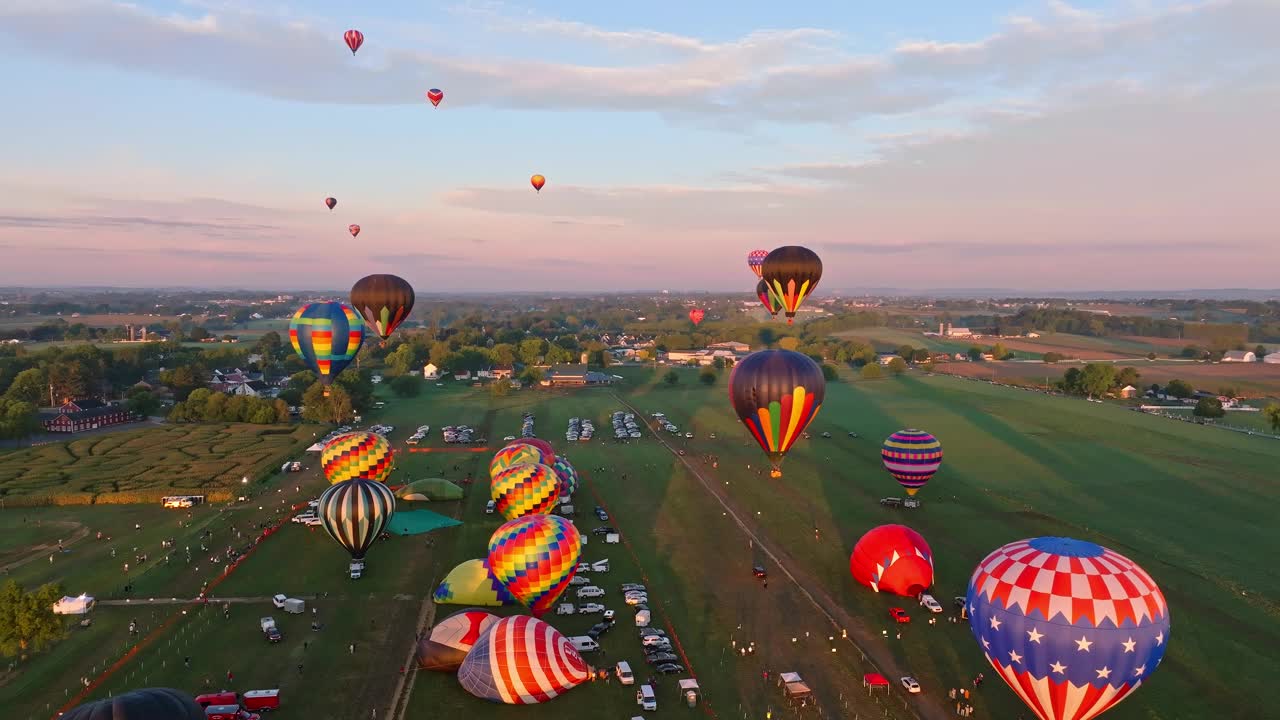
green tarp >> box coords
[395,478,464,502]
[387,509,463,536]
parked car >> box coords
[594,507,609,521]
[621,583,647,593]
[577,586,605,599]
[641,635,671,648]
[272,594,287,609]
[638,628,667,637]
[592,526,618,536]
[485,501,496,514]
[578,603,605,614]
[919,593,943,613]
[901,676,921,694]
[569,575,591,586]
[752,565,767,579]
[889,607,911,623]
[602,609,616,622]
[624,593,649,606]
[587,622,613,639]
[654,663,685,675]
[645,652,679,665]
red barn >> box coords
[42,399,140,433]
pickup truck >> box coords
[260,617,281,643]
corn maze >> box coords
[0,424,314,505]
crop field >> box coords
[0,424,316,505]
[938,359,1280,398]
[2,368,1278,720]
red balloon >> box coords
[344,29,364,55]
[849,524,934,597]
[324,197,337,211]
[348,224,361,238]
[688,308,705,325]
[426,89,444,107]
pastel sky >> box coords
[1,0,1276,292]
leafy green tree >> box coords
[253,330,284,359]
[1264,403,1280,433]
[712,356,727,370]
[698,368,717,386]
[1255,345,1268,361]
[990,343,1009,360]
[188,326,211,342]
[1193,397,1225,419]
[896,344,916,360]
[1042,352,1064,364]
[1181,345,1205,359]
[1079,363,1117,398]
[545,344,574,365]
[491,378,513,397]
[302,382,354,424]
[777,337,800,351]
[756,327,778,349]
[911,348,931,363]
[1217,386,1238,399]
[489,343,517,367]
[967,346,985,361]
[520,367,545,385]
[888,357,908,375]
[821,364,838,381]
[384,344,420,377]
[3,368,45,405]
[1115,367,1141,388]
[1165,379,1195,399]
[334,368,374,411]
[159,363,208,401]
[390,374,422,398]
[0,399,40,440]
[663,370,680,386]
[125,389,160,417]
[860,364,884,380]
[519,338,547,365]
[0,579,66,659]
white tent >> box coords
[52,594,95,615]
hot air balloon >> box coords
[321,431,394,485]
[882,429,942,496]
[417,609,499,672]
[487,514,581,617]
[550,455,579,497]
[317,478,395,560]
[344,29,364,55]
[530,174,546,192]
[288,302,365,397]
[761,245,822,324]
[63,688,205,720]
[728,349,825,478]
[849,525,934,597]
[689,308,705,325]
[506,437,555,460]
[756,278,783,316]
[426,88,444,107]
[457,615,591,704]
[748,249,769,278]
[966,537,1170,720]
[491,463,560,520]
[434,558,518,607]
[325,196,337,211]
[350,273,415,343]
[490,443,550,480]
[348,224,361,238]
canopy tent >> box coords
[395,478,464,502]
[777,671,803,687]
[387,509,463,536]
[783,681,814,707]
[863,673,890,694]
[52,594,95,615]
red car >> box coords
[889,607,911,624]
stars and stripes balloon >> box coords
[882,429,943,496]
[761,245,822,325]
[966,537,1171,720]
[490,443,551,481]
[849,524,934,597]
[289,302,365,397]
[321,431,394,485]
[457,615,590,704]
[728,349,825,478]
[490,463,560,520]
[317,478,396,560]
[748,249,769,278]
[344,29,364,55]
[486,514,581,617]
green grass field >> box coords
[2,369,1277,720]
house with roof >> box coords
[423,363,441,380]
[477,366,515,380]
[541,364,615,387]
[42,399,140,434]
[1117,385,1138,399]
[1222,350,1256,363]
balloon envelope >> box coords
[487,515,581,617]
[728,349,825,477]
[433,558,517,607]
[748,249,769,278]
[321,431,394,485]
[882,429,942,496]
[490,443,551,480]
[550,455,579,497]
[417,609,499,672]
[966,537,1171,720]
[849,524,934,597]
[348,224,361,238]
[350,273,415,341]
[457,615,590,704]
[506,437,555,460]
[426,88,444,107]
[325,196,337,210]
[530,174,546,192]
[761,245,822,324]
[63,688,204,720]
[756,278,783,316]
[318,478,395,560]
[490,463,560,520]
[344,29,364,54]
[289,302,365,390]
[689,308,705,325]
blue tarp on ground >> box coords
[387,509,463,536]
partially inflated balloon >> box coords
[490,443,550,480]
[426,88,444,107]
[317,478,395,560]
[530,174,546,192]
[882,429,942,496]
[325,196,337,211]
[289,302,365,396]
[728,349,825,477]
[689,308,705,325]
[457,616,590,704]
[433,559,517,607]
[748,249,768,278]
[487,515,581,617]
[350,274,415,342]
[551,455,579,497]
[417,609,499,672]
[756,278,783,316]
[849,525,934,597]
[506,437,555,460]
[761,245,822,324]
[966,537,1170,720]
[321,431,394,484]
[348,224,361,238]
[491,463,560,520]
[63,688,204,720]
[344,29,364,55]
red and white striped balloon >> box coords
[457,615,590,704]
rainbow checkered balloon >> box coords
[487,515,581,617]
[489,443,550,481]
[322,431,394,484]
[491,463,560,520]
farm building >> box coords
[423,363,441,379]
[42,399,140,433]
[1222,350,1256,362]
[1117,385,1138,399]
[541,365,615,387]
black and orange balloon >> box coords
[728,350,825,478]
[530,174,546,192]
[761,245,822,325]
[350,274,415,343]
[63,688,205,720]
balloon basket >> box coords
[770,470,782,479]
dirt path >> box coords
[613,393,950,720]
[1,522,89,573]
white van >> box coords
[615,661,635,685]
[568,636,599,653]
[637,684,657,711]
[576,586,605,599]
[635,609,651,627]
